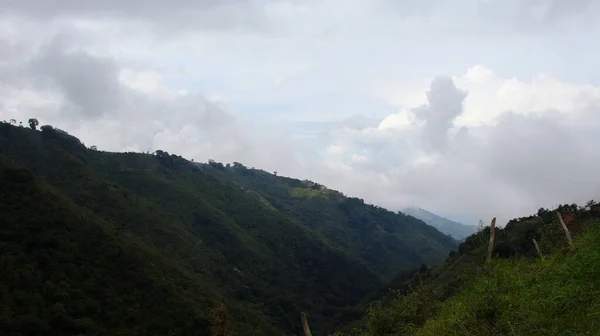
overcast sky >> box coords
[1,0,600,226]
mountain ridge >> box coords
[0,121,456,335]
[402,206,476,240]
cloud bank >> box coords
[1,0,600,226]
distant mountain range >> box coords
[402,207,476,240]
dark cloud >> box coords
[0,27,244,160]
[27,33,122,117]
[0,39,32,86]
[0,0,272,32]
[478,111,600,206]
[0,0,236,17]
[413,76,467,152]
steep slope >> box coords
[202,162,457,280]
[0,122,456,335]
[402,207,475,240]
[0,157,226,335]
[334,202,600,335]
[418,223,600,335]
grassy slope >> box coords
[0,123,456,335]
[418,224,600,335]
[334,207,600,336]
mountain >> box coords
[0,122,456,335]
[204,163,457,280]
[402,206,476,240]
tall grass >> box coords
[337,218,600,336]
[417,221,600,336]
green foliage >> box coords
[0,158,215,335]
[205,164,457,281]
[28,118,39,130]
[418,221,600,336]
[336,207,600,336]
[361,280,444,336]
[0,122,456,335]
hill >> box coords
[402,207,476,241]
[0,122,456,335]
[333,202,600,335]
[202,162,457,280]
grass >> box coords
[289,187,330,198]
[337,215,600,336]
[417,219,600,336]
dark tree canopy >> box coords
[0,122,456,336]
[28,118,39,130]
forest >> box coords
[0,121,456,335]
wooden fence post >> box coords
[532,238,544,260]
[301,312,313,336]
[486,217,497,263]
[556,211,574,248]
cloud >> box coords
[477,0,598,33]
[1,1,600,228]
[413,76,467,152]
[314,68,600,225]
[0,0,272,33]
[28,33,123,118]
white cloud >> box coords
[1,0,600,227]
[378,109,420,131]
[311,67,600,225]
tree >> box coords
[155,150,168,157]
[90,145,98,151]
[28,118,39,130]
[9,119,16,125]
[40,125,53,132]
[586,200,597,210]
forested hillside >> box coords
[0,122,456,335]
[201,161,457,280]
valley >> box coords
[0,122,455,335]
[1,122,598,336]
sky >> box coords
[1,0,600,226]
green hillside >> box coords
[334,202,600,335]
[201,161,457,280]
[0,122,456,335]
